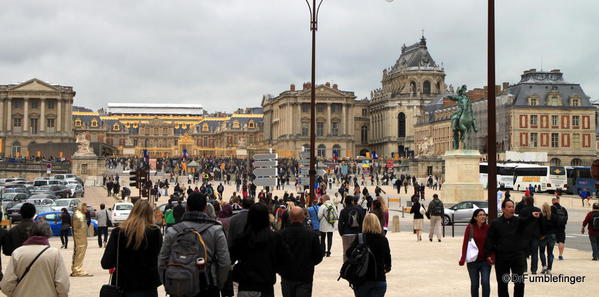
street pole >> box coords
[487,0,497,220]
[308,0,321,206]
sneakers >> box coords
[438,239,442,242]
[558,256,564,261]
[541,267,548,274]
[592,258,597,261]
[429,238,433,242]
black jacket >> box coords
[519,206,543,239]
[551,204,568,229]
[280,223,324,282]
[101,226,163,290]
[346,233,391,282]
[227,210,248,248]
[173,204,185,223]
[410,202,424,219]
[338,205,365,236]
[540,213,558,236]
[485,215,533,260]
[3,218,35,255]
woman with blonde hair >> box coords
[346,213,391,297]
[539,202,557,274]
[376,196,389,234]
[101,201,163,297]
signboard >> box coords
[253,161,278,167]
[253,168,278,177]
[254,178,278,187]
[253,151,277,187]
[522,176,541,182]
[253,153,278,160]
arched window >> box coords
[571,158,583,166]
[202,123,209,132]
[436,81,441,93]
[332,144,341,158]
[398,145,405,157]
[74,119,82,127]
[550,158,561,166]
[232,120,240,129]
[302,144,310,153]
[317,144,326,157]
[361,125,368,144]
[113,123,120,131]
[11,141,21,157]
[248,120,255,129]
[423,80,431,95]
[398,112,406,137]
[410,81,417,96]
[91,119,98,127]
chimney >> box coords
[333,84,338,90]
[325,82,331,87]
[302,83,307,90]
[502,82,509,90]
[290,84,295,91]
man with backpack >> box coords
[339,195,365,262]
[581,203,599,261]
[426,194,444,242]
[551,197,568,260]
[158,192,231,297]
[318,195,338,257]
[280,207,324,297]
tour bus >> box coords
[513,165,550,192]
[548,166,568,193]
[479,163,519,189]
[565,166,597,195]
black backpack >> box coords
[431,200,444,216]
[338,233,376,288]
[555,207,567,227]
[591,212,599,231]
[163,222,214,297]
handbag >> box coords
[106,210,113,227]
[418,204,426,216]
[465,224,479,263]
[100,230,122,297]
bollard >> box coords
[392,215,400,232]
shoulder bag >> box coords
[465,224,479,263]
[100,230,122,297]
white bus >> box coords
[548,166,567,192]
[513,165,550,192]
[479,163,519,189]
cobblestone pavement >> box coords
[0,184,596,297]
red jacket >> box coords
[582,211,599,236]
[460,223,491,264]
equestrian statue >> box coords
[448,85,478,150]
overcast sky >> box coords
[1,0,597,113]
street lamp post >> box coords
[487,0,498,220]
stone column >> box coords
[6,100,11,132]
[40,99,46,132]
[342,104,346,135]
[0,99,4,132]
[288,103,294,136]
[327,103,332,136]
[23,98,29,132]
[57,99,62,133]
[66,99,72,135]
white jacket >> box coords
[317,201,338,232]
[0,244,70,297]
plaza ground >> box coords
[1,182,597,296]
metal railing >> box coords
[0,160,71,173]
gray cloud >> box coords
[1,0,597,113]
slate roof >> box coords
[389,36,440,74]
[507,70,593,108]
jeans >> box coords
[467,260,491,297]
[353,281,387,297]
[97,226,109,247]
[320,232,333,254]
[590,234,599,259]
[539,234,556,270]
[122,288,158,297]
[281,279,312,297]
[60,228,70,248]
[494,256,526,297]
[528,238,539,273]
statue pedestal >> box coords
[442,150,484,203]
[72,152,106,186]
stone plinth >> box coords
[71,152,106,186]
[442,150,484,202]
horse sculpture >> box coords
[448,85,478,150]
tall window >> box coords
[13,118,22,127]
[317,144,326,157]
[550,158,561,166]
[47,101,55,109]
[316,122,324,137]
[362,109,368,117]
[316,104,325,113]
[302,144,310,152]
[47,118,55,128]
[548,95,561,106]
[572,116,580,127]
[571,98,580,106]
[530,133,538,147]
[331,122,339,136]
[301,122,309,136]
[361,125,368,144]
[410,81,417,96]
[551,133,559,147]
[31,101,38,109]
[30,118,38,134]
[398,112,406,137]
[91,119,98,127]
[573,133,580,148]
[301,104,309,113]
[551,115,559,126]
[423,80,431,95]
[571,158,583,166]
[530,115,538,126]
[529,97,538,106]
[332,144,341,157]
[11,141,21,157]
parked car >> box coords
[33,178,51,187]
[443,200,489,225]
[33,185,69,198]
[7,203,53,223]
[0,192,29,202]
[1,187,31,196]
[87,205,97,219]
[111,203,134,226]
[53,174,83,185]
[52,198,82,212]
[25,197,56,207]
[65,181,85,197]
[34,211,98,236]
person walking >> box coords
[519,196,542,274]
[307,200,320,232]
[231,203,289,297]
[159,192,231,297]
[485,200,540,297]
[0,222,70,297]
[370,200,387,236]
[3,203,36,255]
[551,197,568,260]
[375,197,389,235]
[338,195,365,262]
[346,213,391,297]
[459,209,492,297]
[409,195,424,241]
[228,198,254,247]
[102,201,163,297]
[59,208,71,249]
[426,194,444,242]
[96,203,110,248]
[280,207,324,297]
[581,203,599,261]
[318,195,338,257]
[539,203,557,274]
[173,200,185,223]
